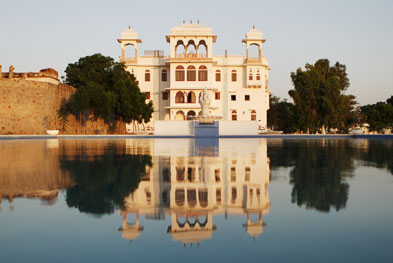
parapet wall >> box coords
[0,67,60,85]
[0,78,123,135]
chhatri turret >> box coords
[242,26,266,63]
[118,26,142,64]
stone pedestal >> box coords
[194,121,219,137]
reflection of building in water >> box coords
[120,139,270,243]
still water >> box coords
[0,138,392,262]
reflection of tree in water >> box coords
[59,144,152,216]
[352,139,393,176]
[269,140,354,212]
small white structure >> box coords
[118,22,270,133]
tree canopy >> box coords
[267,95,297,133]
[360,95,393,132]
[288,59,357,133]
[59,54,153,129]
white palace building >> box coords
[118,22,270,133]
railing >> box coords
[175,53,208,59]
[120,57,136,63]
[247,57,261,63]
[246,85,262,89]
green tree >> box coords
[60,54,153,132]
[289,59,356,133]
[360,96,393,132]
[267,94,297,133]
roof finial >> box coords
[183,19,185,24]
[197,19,200,24]
[190,19,192,24]
[128,25,131,29]
[253,25,255,29]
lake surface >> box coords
[0,138,392,262]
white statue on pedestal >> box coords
[200,87,211,117]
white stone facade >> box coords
[118,23,270,130]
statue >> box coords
[8,65,15,79]
[199,88,211,117]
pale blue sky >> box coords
[1,0,392,105]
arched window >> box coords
[124,44,135,61]
[198,40,207,58]
[256,69,261,80]
[187,91,196,103]
[249,69,253,80]
[145,69,150,82]
[187,66,196,81]
[231,70,237,82]
[215,70,221,82]
[198,65,208,81]
[251,110,256,121]
[187,110,196,120]
[161,69,167,82]
[175,66,185,81]
[187,40,196,58]
[232,110,237,121]
[176,40,185,58]
[175,91,185,103]
[248,44,260,60]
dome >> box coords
[245,26,263,39]
[246,224,263,238]
[120,26,139,40]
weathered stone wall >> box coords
[0,79,125,134]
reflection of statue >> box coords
[199,88,211,117]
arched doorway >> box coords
[124,43,136,61]
[175,110,185,121]
[187,40,196,57]
[198,40,207,58]
[248,43,260,60]
[187,110,196,120]
[175,40,185,58]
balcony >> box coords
[120,57,136,63]
[246,57,262,64]
[171,53,212,62]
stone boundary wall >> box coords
[0,79,123,135]
[219,121,259,135]
[154,120,194,136]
